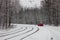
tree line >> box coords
[0,0,60,29]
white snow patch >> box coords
[19,0,43,9]
[0,24,60,40]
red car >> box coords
[38,23,43,26]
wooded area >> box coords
[0,0,60,29]
[43,0,60,26]
[0,0,21,29]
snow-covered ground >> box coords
[0,24,60,40]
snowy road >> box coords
[0,24,39,40]
[0,24,60,40]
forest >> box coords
[0,0,60,29]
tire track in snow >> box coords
[0,26,27,37]
[20,27,39,40]
[5,26,33,40]
[5,26,39,40]
[0,27,22,36]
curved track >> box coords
[0,26,27,37]
[5,26,33,40]
[20,27,39,40]
[0,25,39,40]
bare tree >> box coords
[42,0,59,26]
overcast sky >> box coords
[19,0,43,9]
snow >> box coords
[19,0,43,9]
[0,24,60,40]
